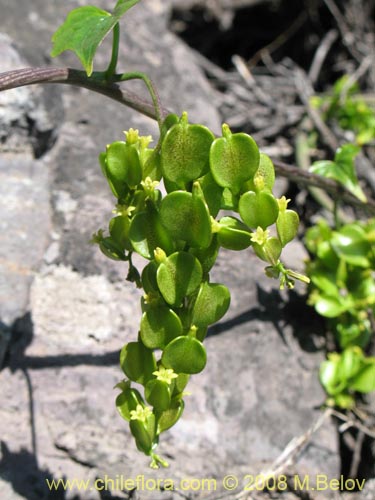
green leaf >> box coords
[220,188,239,210]
[239,191,279,229]
[252,237,282,265]
[141,261,159,294]
[140,306,183,349]
[331,224,371,267]
[243,153,275,192]
[95,234,125,260]
[276,209,299,247]
[198,172,223,217]
[145,380,171,412]
[129,205,174,259]
[130,413,155,455]
[217,216,252,251]
[320,355,346,396]
[109,216,132,251]
[116,387,144,421]
[120,341,156,385]
[156,252,203,307]
[338,347,363,380]
[173,373,190,396]
[161,112,214,186]
[351,361,375,393]
[310,144,366,202]
[310,270,339,297]
[162,336,207,374]
[314,294,348,318]
[159,191,212,248]
[192,282,230,327]
[51,0,140,76]
[210,124,259,193]
[106,142,142,189]
[157,400,184,434]
[189,235,220,274]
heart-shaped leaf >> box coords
[192,282,231,327]
[120,341,156,384]
[220,188,239,210]
[106,141,142,189]
[145,380,171,412]
[116,387,144,422]
[239,191,279,229]
[159,191,212,248]
[189,235,220,274]
[109,216,132,251]
[141,261,159,293]
[276,210,299,247]
[156,252,203,307]
[210,124,259,193]
[130,413,155,455]
[172,374,190,396]
[51,0,140,76]
[255,153,275,191]
[252,237,282,265]
[98,237,126,261]
[162,336,207,374]
[157,400,184,434]
[198,172,223,217]
[140,306,183,349]
[320,356,344,395]
[129,205,174,259]
[217,216,252,250]
[161,112,214,185]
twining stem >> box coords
[105,23,120,80]
[116,71,164,131]
[0,67,169,120]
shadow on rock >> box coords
[0,441,69,500]
[208,283,326,353]
[0,442,131,500]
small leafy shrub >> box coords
[311,75,375,146]
[306,146,375,409]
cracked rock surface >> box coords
[0,1,342,499]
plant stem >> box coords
[0,67,168,120]
[105,23,120,80]
[115,71,164,131]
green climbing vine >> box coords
[49,0,309,468]
[92,112,307,467]
[2,0,309,468]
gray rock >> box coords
[0,154,51,326]
[0,33,62,157]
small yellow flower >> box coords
[139,135,153,149]
[277,196,291,211]
[90,229,104,244]
[153,366,178,385]
[129,404,152,423]
[250,227,270,246]
[141,177,159,195]
[112,204,135,217]
[124,128,139,145]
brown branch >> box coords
[272,159,375,216]
[0,67,168,120]
[1,66,375,216]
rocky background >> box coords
[0,1,374,499]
